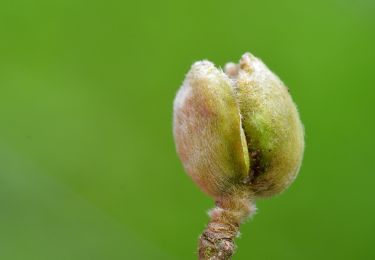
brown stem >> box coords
[198,192,256,260]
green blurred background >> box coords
[0,0,374,259]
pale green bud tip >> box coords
[173,52,304,199]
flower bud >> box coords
[173,53,304,198]
[173,52,305,259]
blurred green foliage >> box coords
[0,0,374,259]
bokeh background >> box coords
[1,0,374,259]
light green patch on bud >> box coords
[173,61,250,198]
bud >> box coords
[173,52,304,259]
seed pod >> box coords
[173,52,304,260]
